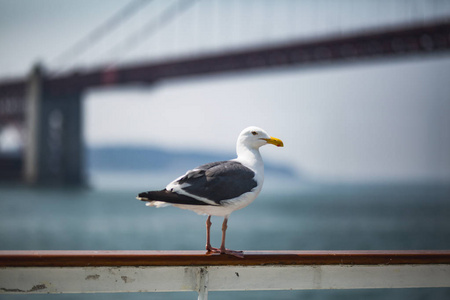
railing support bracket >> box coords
[197,267,209,300]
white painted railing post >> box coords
[197,267,209,300]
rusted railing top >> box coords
[1,250,450,267]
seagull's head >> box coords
[238,126,284,150]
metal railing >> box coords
[1,250,450,299]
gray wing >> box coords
[176,161,257,203]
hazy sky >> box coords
[1,0,450,183]
[84,57,450,182]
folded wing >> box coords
[138,161,258,206]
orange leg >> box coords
[219,217,244,258]
[205,216,243,258]
[205,215,220,253]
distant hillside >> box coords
[86,146,299,178]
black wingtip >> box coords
[137,191,152,201]
[137,190,167,201]
[137,189,215,206]
[138,192,148,198]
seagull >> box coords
[137,126,284,257]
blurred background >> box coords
[1,0,450,299]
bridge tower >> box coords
[25,65,84,185]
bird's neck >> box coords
[236,145,263,171]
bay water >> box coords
[1,182,449,299]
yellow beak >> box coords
[263,137,284,147]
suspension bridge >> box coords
[0,0,449,185]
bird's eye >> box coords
[251,131,258,136]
